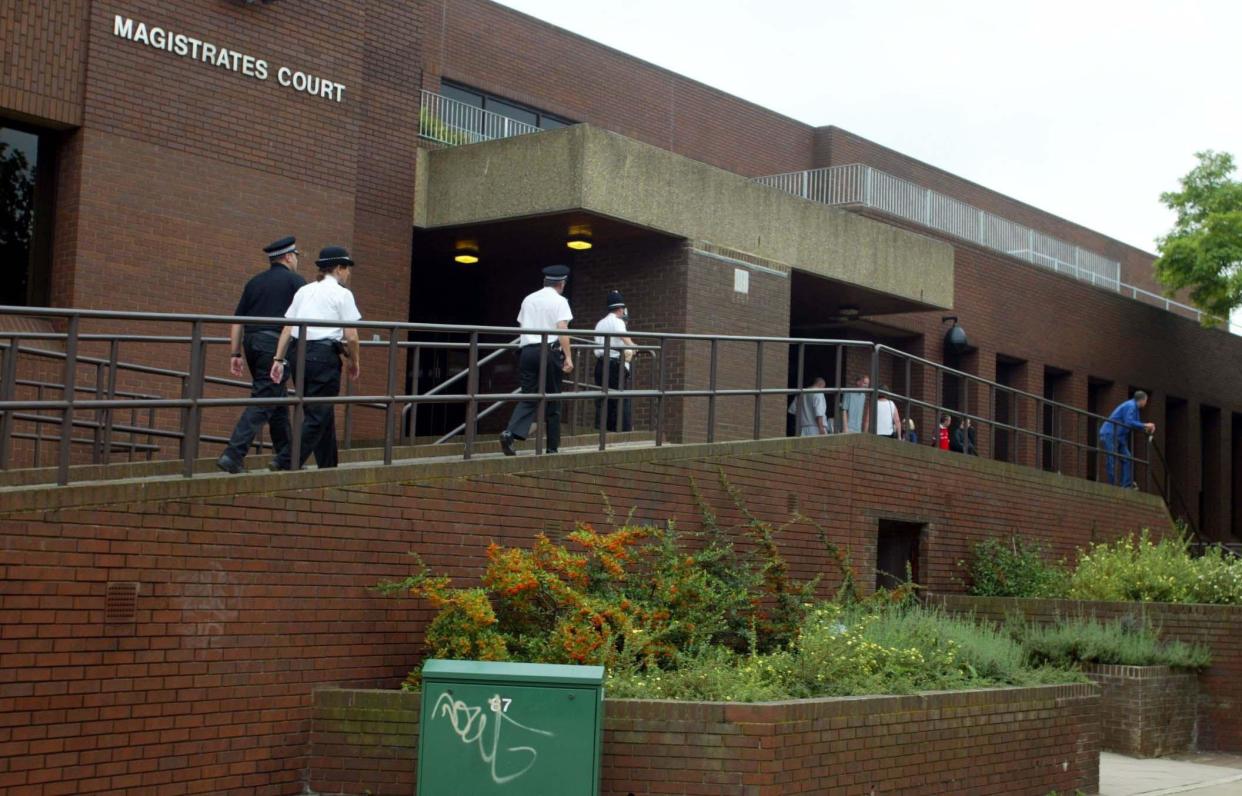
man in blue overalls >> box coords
[1099,390,1156,488]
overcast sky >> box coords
[494,0,1241,258]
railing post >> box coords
[92,362,105,464]
[534,334,547,455]
[464,332,479,460]
[0,336,19,470]
[383,327,400,465]
[57,316,80,486]
[599,334,611,452]
[833,344,843,433]
[752,340,763,441]
[707,339,718,443]
[408,345,421,442]
[655,338,666,447]
[869,345,880,437]
[903,357,913,432]
[101,338,119,465]
[181,319,205,478]
[290,324,307,470]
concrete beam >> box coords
[417,125,954,310]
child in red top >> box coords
[937,414,952,450]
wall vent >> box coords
[105,582,140,623]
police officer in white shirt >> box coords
[593,290,636,432]
[500,265,574,455]
[269,246,362,470]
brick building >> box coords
[2,0,1240,541]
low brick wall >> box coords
[1085,664,1198,757]
[936,596,1242,752]
[309,684,1100,796]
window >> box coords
[1,123,53,307]
[440,80,572,131]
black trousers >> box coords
[272,341,340,470]
[223,331,291,463]
[505,344,563,451]
[593,357,632,432]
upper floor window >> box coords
[1,123,53,307]
[440,81,572,131]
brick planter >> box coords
[309,684,1099,796]
[1085,664,1198,757]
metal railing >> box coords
[418,90,541,147]
[755,165,1242,334]
[0,307,1161,504]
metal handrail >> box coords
[0,305,1159,494]
[418,90,541,147]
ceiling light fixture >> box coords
[454,240,480,264]
[566,225,593,251]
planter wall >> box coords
[309,684,1099,796]
[936,595,1242,753]
[1084,664,1198,757]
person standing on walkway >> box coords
[217,236,306,474]
[875,386,902,440]
[842,374,870,433]
[500,265,573,456]
[268,246,362,470]
[789,376,828,436]
[1100,390,1155,488]
[593,290,636,432]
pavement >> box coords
[1100,751,1242,795]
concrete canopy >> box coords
[415,124,954,311]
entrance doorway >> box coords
[876,520,924,591]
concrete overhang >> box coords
[414,125,954,311]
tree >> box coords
[1154,150,1242,326]
[0,142,36,306]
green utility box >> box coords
[417,659,604,795]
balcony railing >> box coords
[756,164,1122,288]
[418,90,541,146]
[755,164,1241,333]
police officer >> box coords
[593,290,636,432]
[1099,390,1156,488]
[268,246,362,470]
[217,236,307,474]
[499,265,573,456]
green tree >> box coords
[0,142,36,305]
[1154,150,1242,325]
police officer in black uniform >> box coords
[217,236,306,474]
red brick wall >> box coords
[816,126,1166,294]
[310,684,1100,796]
[0,1,89,126]
[430,0,814,177]
[1084,664,1198,758]
[0,435,1169,793]
[938,596,1242,753]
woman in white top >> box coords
[269,246,362,470]
[875,386,902,440]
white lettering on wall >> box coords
[110,14,347,103]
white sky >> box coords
[494,0,1242,258]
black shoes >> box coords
[216,454,244,474]
[499,431,517,456]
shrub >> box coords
[963,536,1069,598]
[1013,616,1211,670]
[1068,530,1242,605]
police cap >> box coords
[542,264,570,282]
[263,236,297,259]
[316,246,354,269]
[607,290,625,310]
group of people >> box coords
[219,249,633,472]
[789,376,1156,489]
[217,237,361,474]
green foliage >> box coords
[604,604,1083,702]
[1068,530,1242,605]
[1154,150,1242,324]
[1013,616,1211,670]
[963,536,1069,598]
[418,106,478,146]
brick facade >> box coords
[1084,664,1199,757]
[310,684,1100,796]
[937,596,1242,753]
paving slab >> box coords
[1099,751,1242,795]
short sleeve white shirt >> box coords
[593,313,628,358]
[517,287,573,346]
[789,391,827,434]
[284,275,362,341]
[876,397,896,437]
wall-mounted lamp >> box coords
[454,240,480,264]
[566,225,593,251]
[942,315,970,356]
